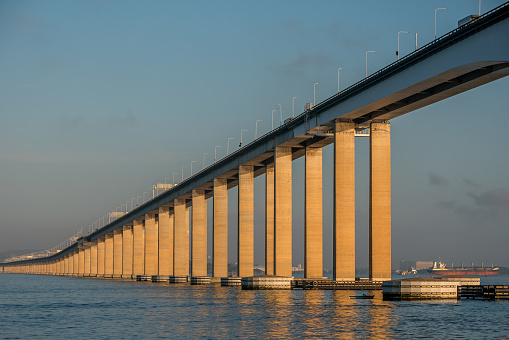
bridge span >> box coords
[3,2,509,283]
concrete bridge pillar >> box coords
[333,120,356,282]
[158,205,172,277]
[133,218,145,276]
[144,211,158,276]
[192,189,208,277]
[105,232,114,277]
[369,121,391,281]
[238,165,254,278]
[97,236,105,277]
[213,178,228,278]
[73,250,79,276]
[122,223,133,279]
[59,258,64,275]
[274,146,292,277]
[265,163,275,276]
[173,198,189,277]
[78,248,85,276]
[64,255,69,275]
[113,228,123,278]
[84,245,91,276]
[305,146,323,279]
[90,239,98,276]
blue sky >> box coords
[1,0,508,269]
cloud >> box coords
[428,172,449,186]
[463,178,480,188]
[468,189,509,211]
[440,188,509,221]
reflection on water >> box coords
[1,274,508,339]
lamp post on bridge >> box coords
[203,153,209,169]
[337,68,343,93]
[397,31,410,60]
[240,129,248,147]
[227,138,235,155]
[181,166,187,181]
[292,97,298,118]
[214,146,221,163]
[435,8,447,40]
[276,104,282,126]
[415,31,419,50]
[255,120,263,138]
[137,195,142,207]
[271,110,276,130]
[172,173,179,186]
[365,51,376,77]
[314,82,319,106]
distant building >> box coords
[416,261,433,270]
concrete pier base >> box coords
[191,276,211,285]
[169,276,188,283]
[121,274,133,280]
[382,277,459,300]
[152,275,170,282]
[241,276,293,290]
[210,277,222,283]
[112,274,122,279]
[136,275,152,281]
[104,274,113,278]
[221,277,242,286]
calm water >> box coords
[1,274,508,339]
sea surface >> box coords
[1,274,508,339]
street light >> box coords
[227,138,235,155]
[131,197,136,210]
[203,153,209,169]
[365,51,376,77]
[191,161,197,175]
[313,82,319,106]
[182,166,187,181]
[255,120,263,138]
[271,110,276,130]
[172,173,179,186]
[397,31,410,60]
[240,129,248,147]
[415,31,419,50]
[435,8,447,40]
[276,104,282,126]
[214,146,221,162]
[292,97,298,118]
[337,68,343,93]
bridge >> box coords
[2,2,509,284]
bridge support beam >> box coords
[113,228,123,278]
[305,146,323,279]
[84,246,91,276]
[144,211,158,276]
[369,121,391,281]
[133,218,145,276]
[73,250,78,276]
[174,198,189,277]
[265,163,275,276]
[64,255,69,275]
[105,232,114,277]
[78,248,85,276]
[192,189,208,277]
[238,165,254,277]
[158,205,172,277]
[213,178,228,278]
[90,239,98,276]
[274,146,292,277]
[122,223,133,278]
[97,236,105,277]
[333,120,356,282]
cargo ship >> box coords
[428,261,499,276]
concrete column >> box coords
[274,146,292,277]
[158,205,172,276]
[97,236,105,276]
[78,248,85,276]
[174,198,189,277]
[265,163,275,276]
[105,232,114,276]
[122,223,133,278]
[192,189,208,277]
[90,240,98,276]
[59,258,64,275]
[113,228,123,277]
[305,147,323,279]
[64,255,69,275]
[238,165,254,277]
[133,218,145,276]
[73,250,78,275]
[333,120,356,281]
[145,211,158,276]
[84,246,91,276]
[213,178,228,278]
[369,121,391,281]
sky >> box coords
[1,0,508,269]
